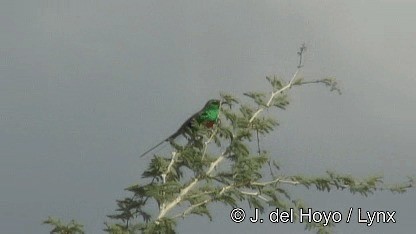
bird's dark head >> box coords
[206,99,221,108]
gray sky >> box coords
[1,1,415,233]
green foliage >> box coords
[45,46,413,234]
[102,68,413,233]
[103,74,345,233]
[43,217,84,234]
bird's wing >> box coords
[139,102,209,158]
[167,110,201,140]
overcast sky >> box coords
[1,1,415,233]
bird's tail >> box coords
[139,139,167,158]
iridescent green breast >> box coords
[196,103,220,124]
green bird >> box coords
[139,99,221,158]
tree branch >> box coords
[249,67,300,123]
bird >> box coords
[139,99,221,158]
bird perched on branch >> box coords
[139,99,221,158]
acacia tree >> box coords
[45,45,413,234]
